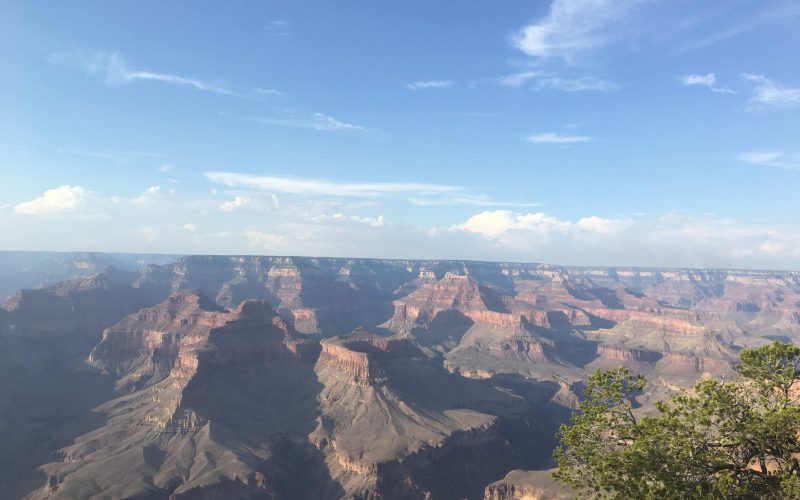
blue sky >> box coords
[1,0,799,268]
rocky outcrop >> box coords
[658,352,733,377]
[87,290,232,389]
[589,310,706,336]
[318,341,377,382]
[488,339,552,364]
[597,344,662,363]
[484,469,573,500]
[312,328,525,498]
[386,273,523,334]
[316,328,424,385]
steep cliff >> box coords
[311,329,523,499]
[30,291,330,500]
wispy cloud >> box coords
[680,3,800,51]
[536,76,618,92]
[743,74,800,109]
[312,213,386,227]
[739,151,800,171]
[679,73,735,93]
[494,71,618,92]
[526,132,591,144]
[50,50,258,97]
[255,87,283,96]
[511,0,640,61]
[250,112,367,132]
[205,172,537,207]
[406,80,455,90]
[408,197,539,207]
[58,147,162,164]
[205,172,462,197]
[497,71,542,88]
[268,20,291,36]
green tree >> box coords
[553,341,800,499]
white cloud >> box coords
[14,186,91,216]
[535,76,618,92]
[498,71,542,88]
[129,185,162,205]
[681,73,715,86]
[526,132,591,144]
[314,213,386,227]
[453,210,627,238]
[182,223,197,232]
[206,172,462,197]
[408,196,539,207]
[255,87,283,96]
[574,215,626,234]
[352,215,385,227]
[511,0,640,60]
[495,71,618,92]
[739,151,800,171]
[220,195,251,212]
[450,210,800,268]
[679,73,735,94]
[250,112,366,132]
[406,80,455,90]
[744,74,800,109]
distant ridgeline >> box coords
[0,251,180,300]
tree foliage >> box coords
[553,341,800,499]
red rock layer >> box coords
[388,273,523,332]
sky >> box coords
[1,0,799,269]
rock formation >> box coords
[30,291,328,499]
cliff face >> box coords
[311,328,528,499]
[31,291,330,500]
[597,344,662,363]
[87,290,231,389]
[386,272,523,335]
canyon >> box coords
[1,253,799,499]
